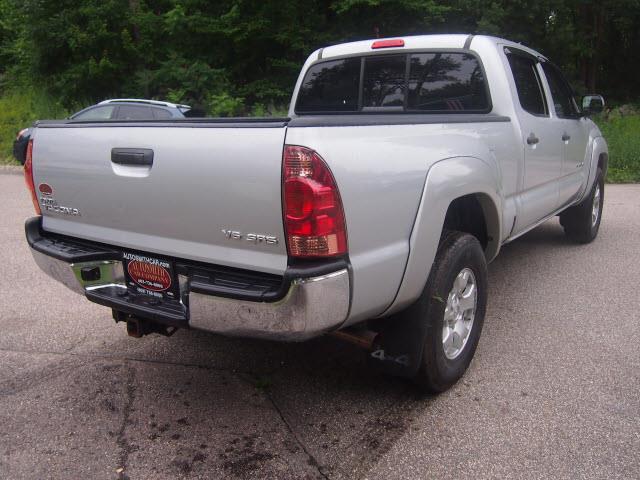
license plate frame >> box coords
[122,251,180,301]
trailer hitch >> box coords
[112,310,178,338]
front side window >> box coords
[541,63,580,118]
[295,51,491,114]
[506,52,547,116]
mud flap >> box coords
[366,313,428,378]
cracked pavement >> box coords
[1,172,639,479]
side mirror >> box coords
[582,94,605,115]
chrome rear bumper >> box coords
[31,249,125,296]
[189,269,350,340]
[28,229,350,341]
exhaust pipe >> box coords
[331,328,377,350]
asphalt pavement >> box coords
[0,170,638,479]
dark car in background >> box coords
[13,99,192,164]
[13,127,32,165]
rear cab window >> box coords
[408,53,489,112]
[362,55,406,110]
[295,58,360,113]
[295,51,491,114]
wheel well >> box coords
[443,194,500,259]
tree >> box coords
[0,0,638,110]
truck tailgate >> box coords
[32,123,288,275]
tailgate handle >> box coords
[111,148,154,166]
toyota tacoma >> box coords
[24,35,608,392]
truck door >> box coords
[504,48,564,233]
[540,62,590,207]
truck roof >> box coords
[318,34,545,61]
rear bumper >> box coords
[188,270,349,340]
[26,217,350,341]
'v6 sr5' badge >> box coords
[222,229,278,245]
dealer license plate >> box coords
[122,251,179,301]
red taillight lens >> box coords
[24,139,41,215]
[283,145,347,257]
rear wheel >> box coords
[410,231,488,392]
[560,168,604,243]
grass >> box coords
[595,114,640,183]
[0,89,68,165]
[1,90,638,182]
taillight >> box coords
[283,145,347,258]
[24,139,41,215]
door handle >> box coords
[111,148,154,166]
[562,133,571,142]
[526,133,539,145]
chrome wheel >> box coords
[591,184,601,227]
[442,268,477,360]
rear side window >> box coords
[541,63,580,118]
[116,105,154,120]
[506,53,547,116]
[295,58,361,113]
[295,52,491,114]
[72,105,115,121]
[152,107,173,119]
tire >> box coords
[560,168,604,244]
[410,231,488,393]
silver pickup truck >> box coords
[24,35,608,392]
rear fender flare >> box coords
[381,155,502,317]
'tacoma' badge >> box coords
[40,197,81,216]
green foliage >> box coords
[0,0,638,174]
[0,0,639,178]
[0,90,68,164]
[14,0,140,104]
[206,92,244,117]
[1,0,639,109]
[595,115,640,183]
